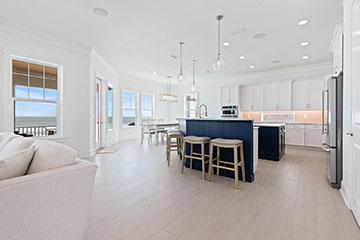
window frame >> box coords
[121,90,138,128]
[11,56,62,137]
[140,92,155,120]
[107,85,114,131]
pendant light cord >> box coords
[192,60,196,85]
[217,18,221,56]
[180,43,183,73]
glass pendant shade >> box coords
[177,71,184,83]
[213,55,225,71]
[190,84,197,92]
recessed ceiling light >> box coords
[170,55,178,59]
[302,55,309,60]
[153,71,157,75]
[93,8,109,17]
[300,41,309,46]
[249,65,256,69]
[205,70,212,73]
[254,33,266,39]
[239,55,246,60]
[298,19,309,26]
[272,60,280,64]
[223,41,231,47]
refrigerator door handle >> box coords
[321,143,331,152]
[321,90,326,135]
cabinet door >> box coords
[307,79,324,110]
[305,125,323,147]
[287,125,306,146]
[241,86,252,111]
[221,87,229,106]
[292,80,308,110]
[264,83,277,110]
[277,81,292,110]
[229,86,239,105]
[252,85,264,110]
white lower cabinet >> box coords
[304,125,324,147]
[286,125,306,146]
[286,124,323,148]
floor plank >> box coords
[84,140,360,240]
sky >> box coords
[15,86,57,117]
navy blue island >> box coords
[178,118,255,183]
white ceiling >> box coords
[0,0,343,85]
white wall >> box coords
[0,25,92,158]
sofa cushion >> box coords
[0,137,34,158]
[0,146,35,180]
[27,141,77,174]
[0,133,19,153]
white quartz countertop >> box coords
[254,123,286,127]
[177,118,253,122]
[254,122,321,126]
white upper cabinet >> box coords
[292,78,324,110]
[264,81,291,110]
[264,83,277,110]
[330,24,343,76]
[241,85,263,111]
[220,85,239,106]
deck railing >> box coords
[14,126,57,137]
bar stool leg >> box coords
[216,146,220,176]
[240,144,246,182]
[208,143,214,181]
[234,146,239,189]
[190,143,194,169]
[166,135,170,166]
[181,140,186,174]
[201,142,206,180]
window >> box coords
[122,91,137,126]
[12,59,59,136]
[108,87,113,130]
[141,93,153,119]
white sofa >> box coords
[0,133,97,240]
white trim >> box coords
[341,183,351,209]
[0,19,91,56]
[10,55,63,137]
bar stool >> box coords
[208,138,246,189]
[181,136,211,179]
[166,131,183,166]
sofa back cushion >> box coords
[27,141,77,174]
[0,137,34,158]
[0,133,19,153]
[0,146,35,180]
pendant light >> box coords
[160,76,178,102]
[191,60,197,92]
[213,15,225,71]
[177,42,185,83]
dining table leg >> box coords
[155,126,159,145]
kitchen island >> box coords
[178,118,254,182]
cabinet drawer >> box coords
[286,124,306,130]
[306,125,322,130]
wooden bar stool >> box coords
[208,138,246,189]
[166,131,183,166]
[181,136,211,179]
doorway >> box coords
[96,77,103,150]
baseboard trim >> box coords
[340,183,351,209]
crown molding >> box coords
[0,19,92,56]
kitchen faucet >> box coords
[199,104,208,118]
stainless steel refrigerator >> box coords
[321,72,343,189]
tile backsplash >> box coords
[241,110,322,124]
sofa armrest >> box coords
[0,159,97,240]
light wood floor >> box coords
[84,140,360,240]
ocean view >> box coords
[15,116,56,127]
